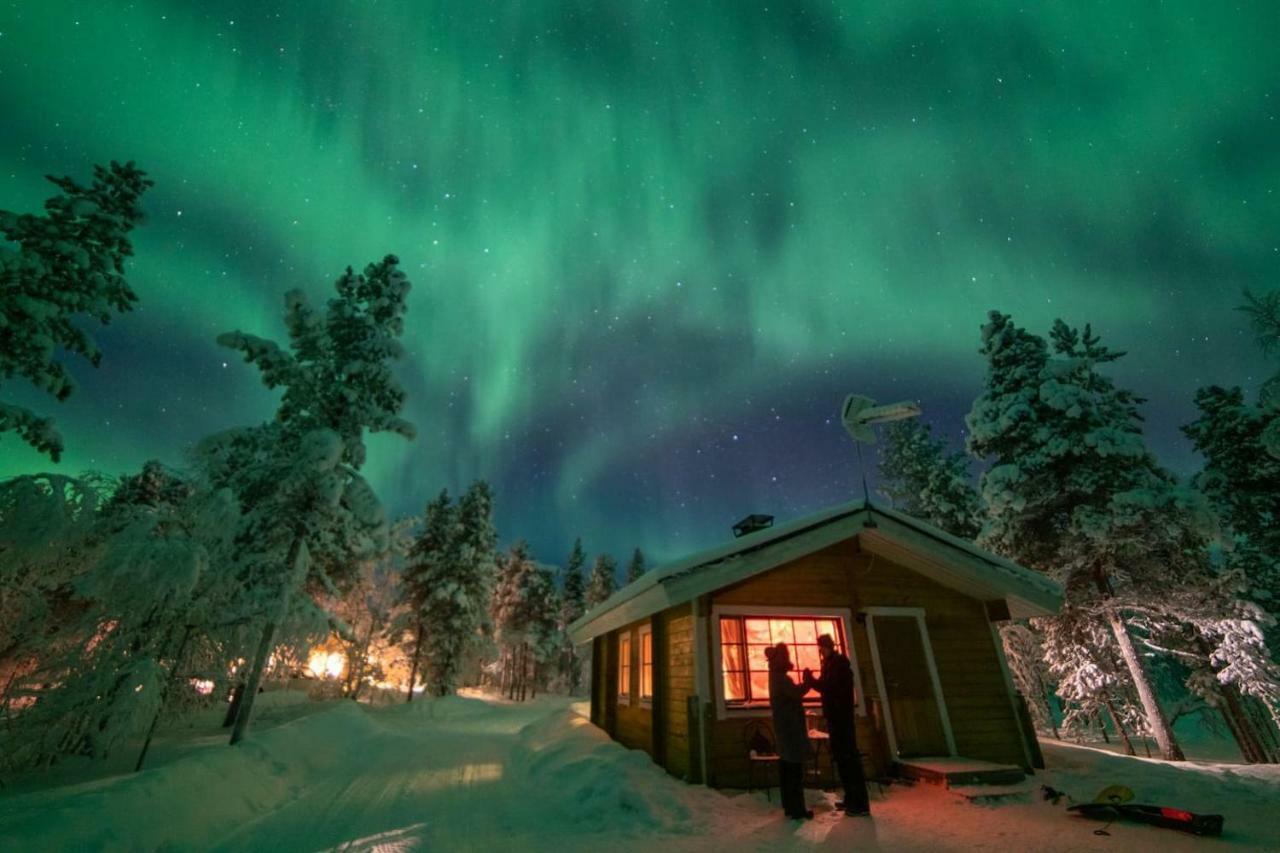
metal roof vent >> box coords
[732,514,774,538]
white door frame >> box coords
[863,606,957,758]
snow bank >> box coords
[1039,740,1280,849]
[0,701,384,852]
[512,709,719,836]
[401,693,499,722]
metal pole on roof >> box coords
[840,394,923,522]
[854,439,871,508]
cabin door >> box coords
[866,610,955,758]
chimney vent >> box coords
[732,514,774,538]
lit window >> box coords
[618,633,632,703]
[719,615,845,707]
[640,626,653,703]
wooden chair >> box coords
[744,719,781,801]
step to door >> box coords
[894,756,1026,788]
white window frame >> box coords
[617,632,632,706]
[638,624,654,707]
[710,604,864,721]
[862,606,957,757]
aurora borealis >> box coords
[0,2,1276,566]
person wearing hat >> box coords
[804,633,871,816]
[765,642,813,820]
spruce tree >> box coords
[967,312,1187,760]
[205,255,414,744]
[878,420,982,539]
[626,547,647,583]
[1240,289,1280,419]
[492,541,557,700]
[586,554,617,608]
[424,480,497,696]
[397,490,455,700]
[0,161,151,460]
[557,538,587,690]
[1184,387,1280,622]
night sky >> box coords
[1,2,1276,567]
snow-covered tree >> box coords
[441,480,499,693]
[0,462,241,771]
[0,473,103,679]
[0,162,151,461]
[492,541,558,701]
[1184,391,1280,618]
[1240,288,1280,422]
[556,538,587,692]
[331,518,413,702]
[586,554,617,608]
[1000,622,1059,739]
[203,255,414,744]
[626,547,647,584]
[967,312,1188,759]
[878,419,982,539]
[396,490,455,700]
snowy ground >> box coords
[2,693,1277,852]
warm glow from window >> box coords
[640,628,653,701]
[618,634,632,698]
[308,649,345,680]
[720,615,844,706]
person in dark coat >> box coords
[804,633,871,816]
[765,643,812,820]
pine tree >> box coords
[1186,388,1280,603]
[203,255,414,744]
[0,462,240,771]
[1240,288,1280,420]
[878,420,982,539]
[586,554,617,608]
[967,312,1187,760]
[397,490,455,701]
[492,542,558,700]
[557,538,587,691]
[626,547,647,584]
[422,481,497,697]
[0,162,151,460]
[1181,291,1280,761]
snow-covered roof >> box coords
[568,500,1063,644]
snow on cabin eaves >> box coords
[568,500,1063,644]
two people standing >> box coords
[764,633,871,820]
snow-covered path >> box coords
[2,693,1277,851]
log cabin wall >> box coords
[702,538,1026,787]
[657,603,694,779]
[611,618,653,753]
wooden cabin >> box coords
[568,501,1062,788]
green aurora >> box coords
[0,1,1276,563]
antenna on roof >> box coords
[840,394,923,515]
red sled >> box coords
[1067,802,1224,836]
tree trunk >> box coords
[230,534,306,746]
[1035,670,1060,740]
[1219,684,1269,763]
[1102,696,1136,755]
[1249,696,1280,762]
[223,683,245,728]
[136,625,193,772]
[406,621,424,704]
[1105,609,1184,760]
[229,615,279,746]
